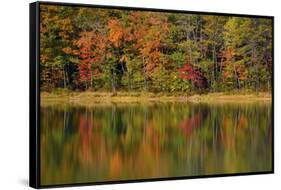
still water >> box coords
[40,102,272,185]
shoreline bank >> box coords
[40,91,272,106]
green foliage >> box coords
[39,5,272,93]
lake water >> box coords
[40,102,272,185]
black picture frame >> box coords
[30,1,274,188]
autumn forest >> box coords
[39,4,273,185]
[40,5,272,94]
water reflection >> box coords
[40,102,272,185]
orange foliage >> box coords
[108,19,126,48]
[222,48,247,81]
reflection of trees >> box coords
[40,103,272,185]
[78,111,93,163]
[180,112,202,136]
[110,106,127,136]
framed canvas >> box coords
[30,1,274,188]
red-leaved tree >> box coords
[178,63,208,89]
[75,31,105,89]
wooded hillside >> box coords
[40,5,273,93]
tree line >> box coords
[40,5,272,93]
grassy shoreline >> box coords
[40,91,272,106]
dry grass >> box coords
[40,91,272,107]
[187,92,271,103]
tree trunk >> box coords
[142,56,148,91]
[90,70,93,89]
[252,45,259,92]
[111,72,116,93]
[255,63,259,92]
[213,46,217,81]
[63,67,66,88]
[211,46,217,90]
[234,65,240,89]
